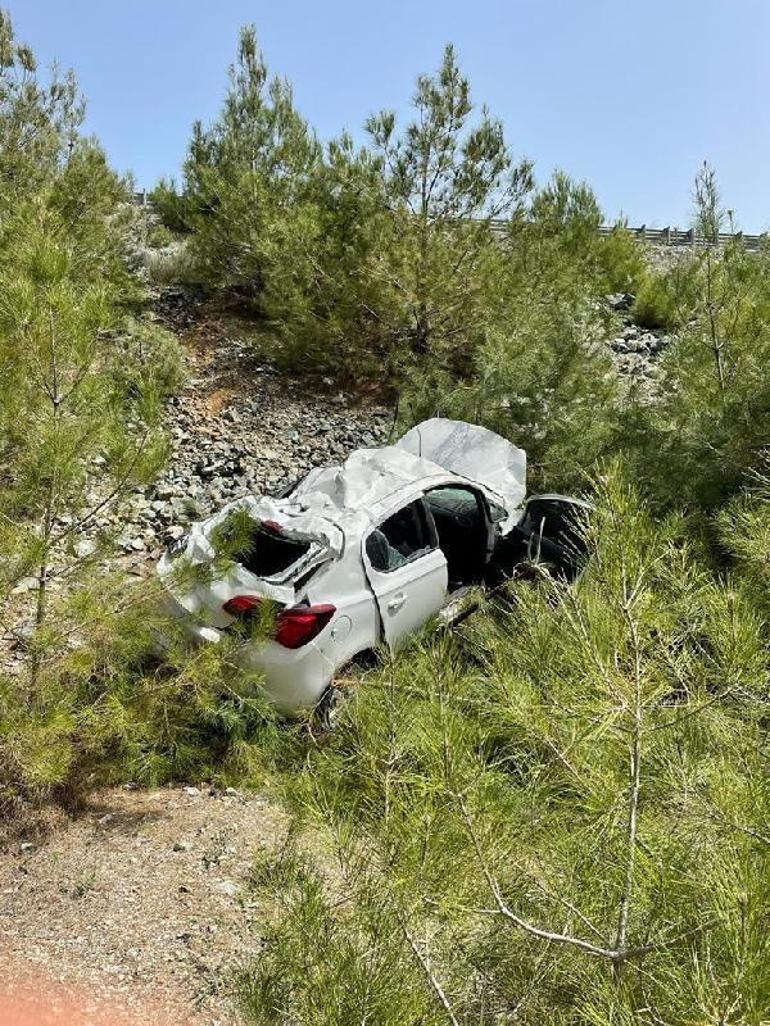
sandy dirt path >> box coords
[0,785,290,1025]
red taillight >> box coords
[274,604,336,650]
[222,594,262,617]
[222,596,335,650]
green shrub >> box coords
[145,239,203,286]
[149,176,194,234]
[594,224,649,295]
[114,318,187,399]
[0,575,291,824]
[632,266,688,330]
[146,223,175,249]
[398,172,625,492]
[180,28,320,298]
[625,241,770,508]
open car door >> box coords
[362,499,449,650]
[517,494,592,579]
[488,494,592,583]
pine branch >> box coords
[400,918,461,1026]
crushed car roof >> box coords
[186,419,527,565]
[294,418,527,520]
[291,445,448,516]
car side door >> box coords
[517,495,592,578]
[362,498,448,650]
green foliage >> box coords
[632,268,682,330]
[625,238,770,508]
[0,205,169,600]
[0,9,190,821]
[241,466,770,1024]
[181,27,320,299]
[365,43,533,363]
[715,456,770,623]
[2,21,769,1025]
[257,132,397,375]
[399,304,617,493]
[593,224,649,295]
[398,171,626,489]
[149,176,194,234]
[113,317,187,401]
[693,160,727,243]
[0,9,83,202]
[146,223,175,249]
[0,575,292,821]
[243,851,461,1026]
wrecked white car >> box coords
[157,418,588,721]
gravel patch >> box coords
[0,785,289,1025]
[113,289,393,562]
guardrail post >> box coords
[688,227,696,247]
[639,223,646,242]
[663,226,671,244]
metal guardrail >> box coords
[596,223,765,250]
[132,191,765,250]
[490,218,766,250]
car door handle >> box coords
[387,592,407,613]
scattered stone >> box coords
[214,879,241,898]
[11,577,38,595]
[606,292,635,311]
[603,312,673,392]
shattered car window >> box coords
[366,501,434,572]
[231,521,311,578]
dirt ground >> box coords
[0,785,290,1025]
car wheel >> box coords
[312,685,341,733]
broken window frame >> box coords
[365,499,438,574]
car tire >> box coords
[312,685,341,733]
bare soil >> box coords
[0,784,290,1025]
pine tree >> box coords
[0,9,83,203]
[182,26,320,297]
[366,44,533,361]
[0,204,168,687]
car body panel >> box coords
[363,544,449,650]
[397,418,526,530]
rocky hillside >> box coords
[113,288,393,563]
[114,285,672,563]
[604,290,672,387]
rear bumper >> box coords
[239,638,336,713]
[157,589,336,714]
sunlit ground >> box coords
[0,972,175,1026]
